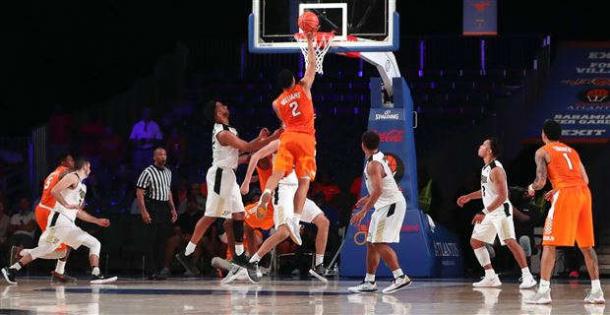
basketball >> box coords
[298,11,319,33]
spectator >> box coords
[189,183,206,213]
[48,105,74,161]
[166,127,187,169]
[8,197,36,249]
[130,107,163,172]
[509,186,543,270]
[100,126,125,168]
[79,113,106,167]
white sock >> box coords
[521,267,532,278]
[10,263,22,271]
[185,242,197,256]
[484,268,496,278]
[92,267,100,276]
[235,244,244,256]
[539,279,550,292]
[55,260,66,274]
[592,279,602,291]
[249,253,261,263]
[392,268,404,279]
[315,254,324,266]
[364,273,375,283]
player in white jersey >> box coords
[457,138,537,289]
[179,100,279,282]
[348,131,411,294]
[2,159,116,285]
[239,139,330,282]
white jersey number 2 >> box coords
[289,101,301,117]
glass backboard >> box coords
[249,0,399,53]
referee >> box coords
[135,147,177,280]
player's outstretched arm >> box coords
[300,32,317,92]
[76,209,110,227]
[457,190,482,207]
[241,140,280,194]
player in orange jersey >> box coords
[525,120,604,304]
[256,31,318,246]
[30,153,76,283]
[241,140,330,282]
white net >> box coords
[294,32,334,75]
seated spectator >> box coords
[189,183,206,213]
[130,107,163,172]
[9,197,36,249]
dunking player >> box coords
[526,120,604,304]
[348,131,411,294]
[179,100,278,282]
[256,31,318,246]
[240,139,330,281]
[2,159,116,284]
[27,153,76,283]
[457,138,537,289]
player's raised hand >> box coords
[457,195,470,207]
[97,218,111,227]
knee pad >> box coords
[82,235,101,257]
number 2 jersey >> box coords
[274,83,315,135]
[542,142,586,189]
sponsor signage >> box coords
[527,43,610,143]
[463,0,497,36]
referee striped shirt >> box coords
[136,165,172,201]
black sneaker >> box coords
[231,253,250,268]
[2,267,17,285]
[175,253,199,275]
[51,271,77,283]
[244,261,262,283]
[90,274,118,284]
[309,264,328,283]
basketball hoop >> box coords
[294,32,335,74]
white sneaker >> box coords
[584,289,605,304]
[525,289,552,304]
[473,276,501,288]
[519,275,537,289]
[286,217,302,246]
[348,281,378,293]
[382,275,412,294]
[221,265,243,285]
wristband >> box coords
[528,184,535,192]
[482,208,489,215]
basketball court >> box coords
[0,278,606,314]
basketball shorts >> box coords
[273,131,317,181]
[543,185,594,248]
[205,166,245,219]
[367,197,406,243]
[39,212,92,250]
[245,203,275,231]
[35,205,68,252]
[273,182,324,230]
[471,203,515,246]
